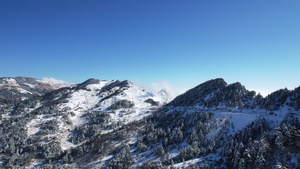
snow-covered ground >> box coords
[23,80,167,155]
[0,77,67,97]
[48,80,168,150]
[26,115,50,137]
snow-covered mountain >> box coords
[0,77,299,168]
[0,77,168,168]
[169,78,300,112]
[135,78,300,168]
[0,77,67,100]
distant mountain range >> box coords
[0,77,299,168]
[0,77,66,100]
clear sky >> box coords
[1,0,300,95]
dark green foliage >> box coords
[83,111,111,126]
[36,163,66,169]
[110,100,134,110]
[108,144,134,169]
[288,86,300,110]
[145,99,160,106]
[262,88,290,111]
[169,78,227,107]
[154,144,165,156]
[96,80,131,103]
[37,119,59,135]
[0,116,29,166]
[137,109,216,166]
[168,78,300,112]
[220,114,300,168]
[169,79,255,110]
[69,124,102,144]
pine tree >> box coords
[273,122,284,153]
[255,149,266,168]
[154,145,165,157]
[238,158,245,169]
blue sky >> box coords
[1,0,300,95]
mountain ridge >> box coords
[0,77,67,100]
[169,78,300,112]
[0,76,299,168]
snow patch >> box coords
[18,87,32,94]
[26,115,54,137]
[85,80,113,91]
[40,77,73,86]
[204,91,215,101]
[5,78,19,86]
[23,83,37,88]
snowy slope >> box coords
[126,79,300,168]
[24,79,168,151]
[1,77,299,169]
[0,77,68,100]
[59,79,166,125]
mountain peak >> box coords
[119,80,132,87]
[200,78,227,87]
[168,78,227,107]
[76,78,102,88]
